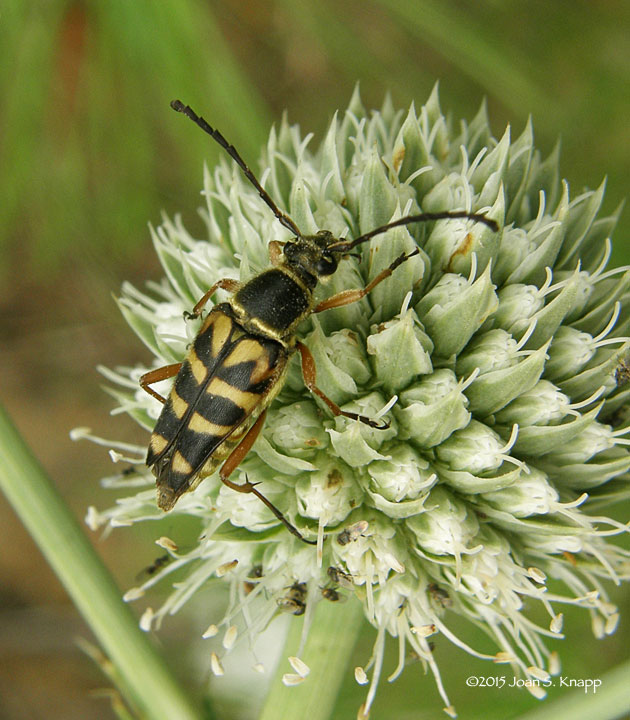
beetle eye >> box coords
[316,255,337,276]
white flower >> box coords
[77,86,630,717]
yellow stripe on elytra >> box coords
[169,388,188,419]
[209,312,234,359]
[150,434,169,455]
[224,338,275,384]
[224,338,263,366]
[172,451,193,475]
[250,353,275,384]
[188,348,207,385]
[206,377,260,410]
[188,412,232,437]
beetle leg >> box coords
[140,363,182,403]
[187,277,240,318]
[314,248,420,313]
[219,410,317,544]
[296,341,389,430]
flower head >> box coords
[80,86,630,717]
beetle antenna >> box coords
[328,210,499,252]
[171,100,303,238]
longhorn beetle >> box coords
[140,100,499,544]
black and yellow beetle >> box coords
[140,100,498,543]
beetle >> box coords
[140,100,499,543]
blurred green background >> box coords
[0,2,628,719]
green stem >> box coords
[259,597,364,720]
[0,404,203,720]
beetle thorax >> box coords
[231,267,312,341]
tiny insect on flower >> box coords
[337,519,370,545]
[277,582,308,615]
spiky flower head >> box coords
[79,86,630,717]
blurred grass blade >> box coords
[371,0,548,117]
[0,0,273,275]
[0,403,205,720]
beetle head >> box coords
[282,230,342,284]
